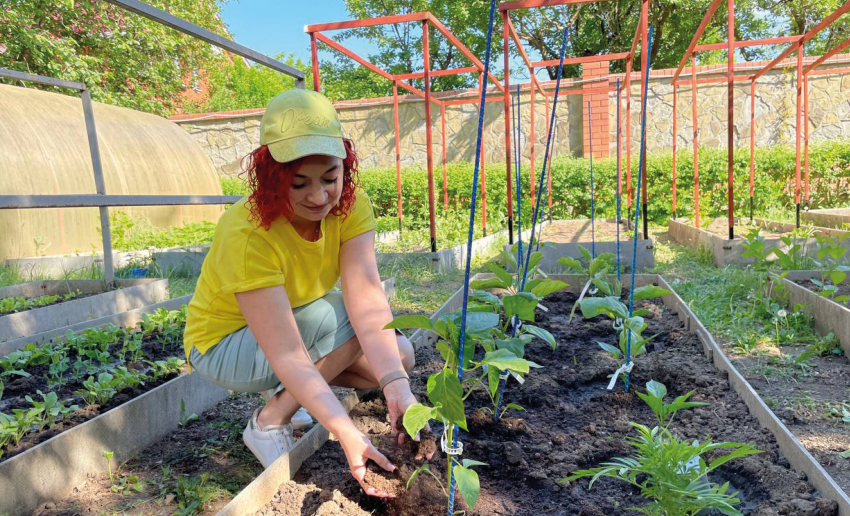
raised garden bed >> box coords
[0,279,169,351]
[804,208,850,230]
[218,274,849,516]
[668,217,850,267]
[506,219,654,272]
[377,223,546,273]
[0,279,395,515]
[770,270,850,355]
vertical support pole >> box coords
[393,81,403,234]
[441,103,448,212]
[526,88,535,206]
[530,77,536,206]
[310,32,321,92]
[617,82,623,222]
[795,40,803,227]
[804,73,810,207]
[479,72,488,236]
[750,79,755,222]
[545,94,552,219]
[672,83,678,220]
[422,21,437,252]
[625,57,633,211]
[81,89,114,286]
[691,53,701,229]
[727,0,735,240]
[502,11,514,244]
[640,0,649,240]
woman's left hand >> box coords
[383,380,435,459]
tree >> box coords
[182,53,312,113]
[0,0,230,115]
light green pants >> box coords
[188,291,356,393]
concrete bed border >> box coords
[0,279,397,515]
[0,293,226,516]
[769,270,850,356]
[668,217,850,267]
[0,279,169,347]
[802,208,850,229]
[215,273,849,516]
[376,222,548,273]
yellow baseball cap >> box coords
[259,89,346,163]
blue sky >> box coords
[219,0,540,84]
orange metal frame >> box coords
[306,12,505,250]
[670,0,850,234]
[500,0,652,239]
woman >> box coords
[183,89,427,497]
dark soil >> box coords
[792,277,850,301]
[539,219,635,243]
[34,392,266,516]
[701,218,787,240]
[0,291,98,316]
[256,292,840,516]
[0,328,185,463]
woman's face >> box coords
[289,154,344,222]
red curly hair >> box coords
[242,138,360,230]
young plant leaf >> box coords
[556,256,583,273]
[470,278,507,290]
[495,338,525,359]
[403,403,439,439]
[598,341,622,358]
[453,462,482,509]
[580,296,630,320]
[482,349,532,374]
[503,292,538,322]
[632,285,672,301]
[526,279,568,298]
[522,325,557,350]
[427,371,467,430]
[384,315,433,331]
[485,263,514,289]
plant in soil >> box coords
[385,306,539,511]
[564,380,762,516]
[811,232,850,304]
[0,290,81,316]
[578,284,671,386]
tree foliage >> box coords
[0,0,230,115]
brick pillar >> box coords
[582,61,610,159]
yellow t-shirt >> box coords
[183,192,376,357]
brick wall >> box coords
[582,61,610,159]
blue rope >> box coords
[447,0,497,512]
[494,11,570,423]
[625,26,654,393]
[588,100,595,258]
[615,79,622,282]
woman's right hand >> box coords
[339,428,396,497]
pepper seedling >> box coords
[579,285,670,388]
[385,310,535,511]
[564,381,760,516]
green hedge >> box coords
[358,141,850,227]
[220,141,850,233]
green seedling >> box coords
[145,357,186,381]
[179,399,199,427]
[0,291,80,316]
[812,232,850,304]
[103,450,116,487]
[556,247,617,319]
[75,372,119,406]
[46,352,70,387]
[579,285,671,387]
[25,390,79,430]
[563,381,761,516]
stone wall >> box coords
[170,55,850,175]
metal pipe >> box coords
[310,32,321,91]
[479,72,488,235]
[532,52,630,67]
[692,53,701,228]
[617,82,623,221]
[795,40,803,227]
[804,73,810,205]
[670,0,724,84]
[750,79,755,222]
[672,84,678,219]
[393,81,403,234]
[0,194,243,208]
[423,21,438,252]
[641,0,649,240]
[727,0,735,240]
[626,57,633,211]
[503,10,514,244]
[546,95,553,217]
[530,70,536,205]
[441,103,448,212]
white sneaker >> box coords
[260,386,314,430]
[242,408,295,469]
